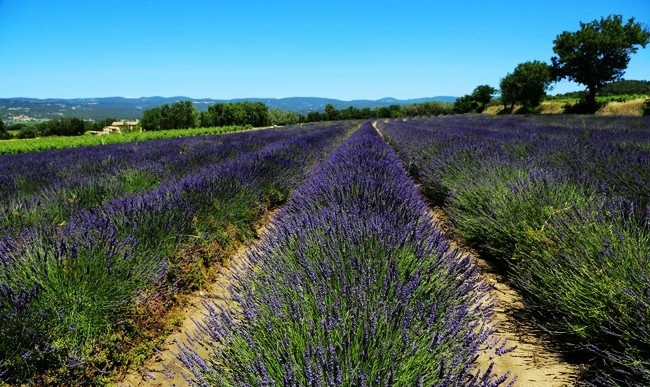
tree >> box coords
[500,61,552,111]
[453,85,496,114]
[169,100,199,129]
[324,103,339,121]
[453,94,479,114]
[472,85,497,112]
[0,118,10,140]
[499,73,518,111]
[141,107,162,131]
[551,15,650,107]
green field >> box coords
[0,125,252,154]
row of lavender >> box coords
[0,122,353,384]
[180,122,510,386]
[379,115,650,385]
[0,127,295,235]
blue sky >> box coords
[0,0,648,100]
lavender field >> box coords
[379,115,650,385]
[0,116,649,385]
[0,122,354,384]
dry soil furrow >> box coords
[119,211,278,387]
[430,207,582,386]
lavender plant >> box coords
[0,127,278,235]
[0,122,353,384]
[181,122,509,386]
[380,115,650,384]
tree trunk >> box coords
[586,86,598,111]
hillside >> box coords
[0,96,456,122]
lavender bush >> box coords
[380,115,650,385]
[0,127,284,235]
[181,122,509,386]
[0,122,353,384]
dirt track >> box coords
[430,207,582,386]
[118,211,277,387]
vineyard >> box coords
[0,116,649,385]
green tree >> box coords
[472,85,497,112]
[17,125,40,139]
[453,85,496,113]
[269,109,300,125]
[499,73,518,111]
[169,100,199,129]
[141,107,162,131]
[453,94,479,114]
[0,118,10,140]
[551,15,650,107]
[324,103,339,121]
[500,61,552,111]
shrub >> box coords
[17,125,40,139]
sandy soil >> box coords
[118,211,278,387]
[429,207,582,386]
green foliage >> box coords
[552,15,650,107]
[447,168,594,260]
[17,125,41,139]
[453,94,479,114]
[399,101,452,116]
[117,169,160,194]
[305,102,451,122]
[454,85,496,113]
[600,79,650,96]
[203,101,271,128]
[34,117,90,136]
[2,117,119,140]
[0,118,10,140]
[472,85,497,112]
[0,226,163,382]
[141,107,162,131]
[0,125,248,155]
[268,108,301,125]
[141,101,199,131]
[644,99,650,116]
[500,60,552,111]
[514,204,649,341]
[324,103,339,120]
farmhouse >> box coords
[91,120,139,135]
[109,120,139,131]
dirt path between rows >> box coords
[429,207,582,386]
[373,120,582,385]
[118,210,278,387]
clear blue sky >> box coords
[0,0,648,100]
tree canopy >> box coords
[141,101,200,131]
[500,61,552,111]
[0,118,10,140]
[453,84,496,113]
[551,15,650,107]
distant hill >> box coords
[0,96,457,122]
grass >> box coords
[0,125,251,154]
[483,95,649,116]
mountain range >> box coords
[0,96,457,122]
